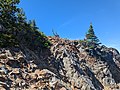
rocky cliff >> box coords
[0,30,120,90]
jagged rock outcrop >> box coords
[47,36,120,90]
[0,33,120,89]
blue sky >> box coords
[19,0,120,51]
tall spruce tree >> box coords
[85,23,100,45]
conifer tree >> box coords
[0,0,28,35]
[0,0,51,48]
[85,23,100,45]
[17,8,26,23]
[0,0,20,26]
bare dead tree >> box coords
[52,29,59,37]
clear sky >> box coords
[19,0,120,51]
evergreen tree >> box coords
[0,0,20,27]
[0,0,51,48]
[17,8,26,23]
[0,0,28,35]
[85,23,100,45]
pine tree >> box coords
[17,8,26,23]
[0,0,51,48]
[0,0,29,35]
[85,23,100,45]
[0,0,20,27]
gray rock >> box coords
[103,76,116,86]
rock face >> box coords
[47,37,120,90]
[0,36,120,90]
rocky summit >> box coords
[0,1,120,89]
[0,34,120,90]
